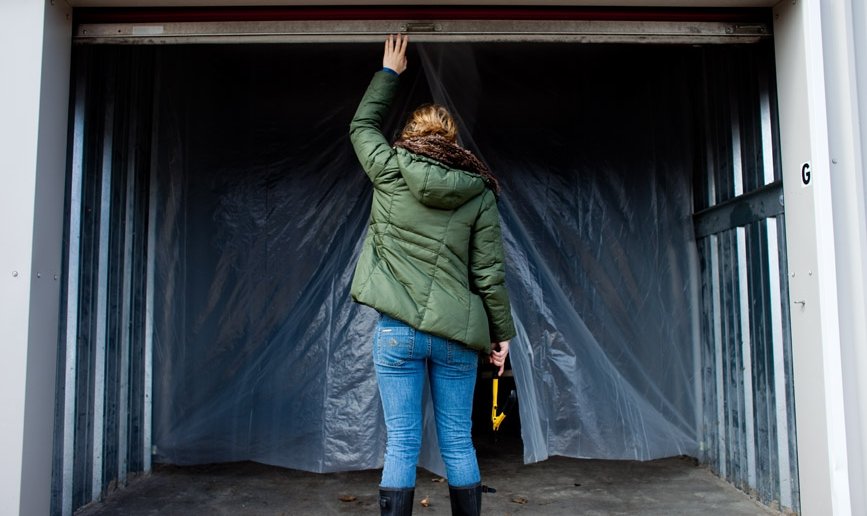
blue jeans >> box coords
[373,313,481,489]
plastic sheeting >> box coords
[152,43,700,473]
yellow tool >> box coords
[491,377,517,432]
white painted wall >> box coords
[0,0,72,514]
[774,4,841,514]
[820,1,867,514]
[775,0,867,514]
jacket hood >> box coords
[395,147,486,210]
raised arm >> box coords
[349,35,408,183]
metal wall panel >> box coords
[694,43,800,513]
[52,46,156,516]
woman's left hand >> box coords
[488,341,510,376]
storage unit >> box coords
[2,3,865,516]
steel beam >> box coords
[693,181,783,239]
[74,19,770,44]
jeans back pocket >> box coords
[373,324,415,367]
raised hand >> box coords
[383,34,408,75]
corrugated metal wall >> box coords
[52,46,156,516]
[693,44,800,514]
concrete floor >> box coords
[77,437,780,516]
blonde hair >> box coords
[399,104,458,141]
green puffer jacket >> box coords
[349,71,516,353]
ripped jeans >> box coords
[373,313,480,489]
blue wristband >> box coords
[381,67,399,76]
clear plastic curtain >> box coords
[415,44,701,462]
[152,42,700,473]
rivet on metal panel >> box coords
[808,270,813,276]
[832,158,838,164]
[12,271,18,278]
[37,272,41,278]
[54,274,59,280]
[779,194,784,207]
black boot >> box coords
[379,487,414,516]
[448,483,482,516]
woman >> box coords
[349,35,515,516]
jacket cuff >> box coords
[490,324,517,344]
[375,69,399,81]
